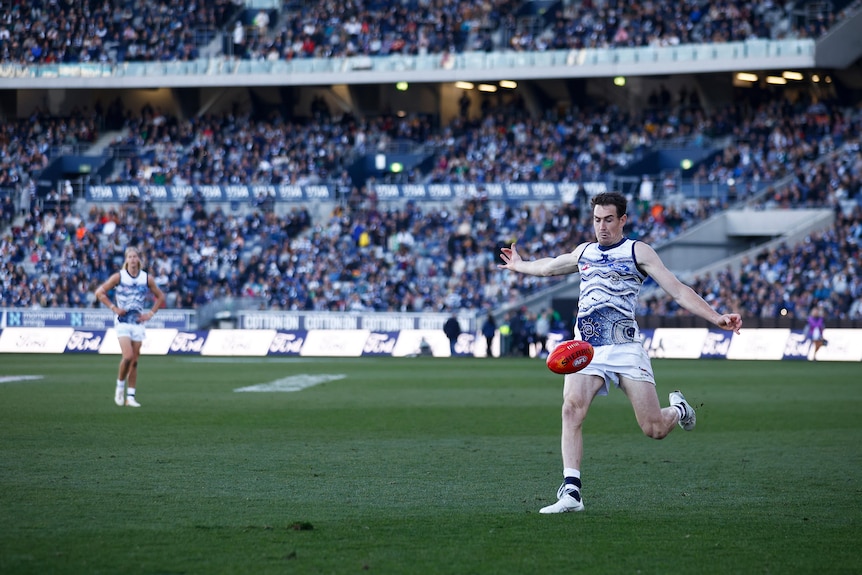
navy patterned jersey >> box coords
[576,239,647,347]
[115,268,149,323]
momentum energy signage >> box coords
[86,183,608,203]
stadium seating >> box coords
[640,204,861,320]
[2,86,860,318]
[2,0,860,323]
[0,110,100,191]
[638,137,862,321]
[0,0,841,65]
[2,161,859,319]
[0,0,240,64]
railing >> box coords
[245,0,281,9]
[47,144,96,157]
[0,39,817,83]
[80,178,768,205]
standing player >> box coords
[95,246,165,407]
[498,191,742,513]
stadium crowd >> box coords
[0,0,240,64]
[2,159,860,320]
[2,87,861,319]
[425,90,859,197]
[641,206,862,320]
[102,85,859,194]
[638,134,862,321]
[241,0,856,60]
[2,0,860,320]
[0,190,589,312]
[3,0,855,65]
[0,107,101,192]
[105,105,431,188]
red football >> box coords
[546,339,594,375]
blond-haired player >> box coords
[95,246,165,407]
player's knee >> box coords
[641,422,670,440]
[561,398,588,424]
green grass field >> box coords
[1,354,860,575]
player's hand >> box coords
[718,314,743,334]
[498,243,521,270]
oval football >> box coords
[546,339,594,375]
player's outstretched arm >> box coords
[498,242,585,277]
[635,242,742,334]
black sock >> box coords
[564,477,582,500]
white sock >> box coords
[116,380,125,389]
[127,388,136,398]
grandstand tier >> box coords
[1,0,860,329]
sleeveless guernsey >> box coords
[576,238,647,347]
[116,268,149,323]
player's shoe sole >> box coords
[669,390,696,431]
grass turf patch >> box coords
[1,355,860,574]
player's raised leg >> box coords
[620,377,687,438]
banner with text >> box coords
[84,182,609,204]
[2,327,861,362]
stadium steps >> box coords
[813,2,862,68]
[86,129,129,157]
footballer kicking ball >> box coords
[546,339,594,375]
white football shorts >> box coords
[114,319,146,342]
[567,342,655,396]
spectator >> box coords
[804,304,827,360]
[232,21,245,58]
[534,309,551,358]
[1,195,15,226]
[481,311,497,358]
[443,313,462,356]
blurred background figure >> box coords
[805,305,827,361]
[481,311,497,358]
[443,313,462,356]
[534,309,551,358]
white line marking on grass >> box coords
[234,374,346,393]
[0,375,44,384]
